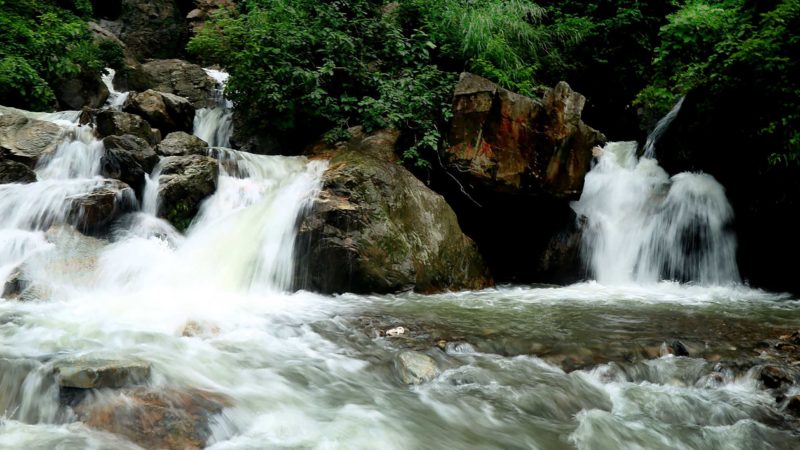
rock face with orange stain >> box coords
[446,73,605,198]
[73,387,229,450]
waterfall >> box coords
[572,134,739,286]
[643,97,684,159]
[193,69,234,147]
[100,68,129,110]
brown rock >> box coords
[96,111,159,145]
[74,387,230,450]
[123,90,195,134]
[67,179,137,231]
[446,73,605,198]
[0,113,63,167]
[156,132,209,157]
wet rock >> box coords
[123,89,195,134]
[446,73,605,198]
[758,365,794,389]
[67,179,137,231]
[53,358,151,389]
[395,351,440,385]
[73,387,228,450]
[157,155,218,230]
[296,127,492,294]
[97,0,189,60]
[0,159,37,184]
[786,395,800,415]
[0,113,63,167]
[671,340,690,357]
[96,110,159,145]
[1,270,29,300]
[56,71,109,110]
[101,135,159,197]
[156,131,209,157]
[123,59,217,109]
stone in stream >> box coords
[395,351,440,385]
[101,134,159,197]
[156,131,209,157]
[123,89,196,135]
[73,387,229,450]
[296,127,492,294]
[1,270,28,300]
[0,113,63,167]
[120,59,217,109]
[56,71,109,110]
[0,159,37,184]
[53,358,151,389]
[96,110,160,145]
[758,365,794,390]
[67,179,137,232]
[156,155,219,230]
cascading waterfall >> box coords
[100,68,129,110]
[572,114,739,285]
[193,69,234,147]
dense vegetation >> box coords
[0,0,121,111]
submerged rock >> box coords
[124,89,195,134]
[157,155,218,230]
[395,351,440,385]
[73,387,228,450]
[0,113,63,167]
[156,131,209,157]
[0,159,37,184]
[297,127,492,294]
[1,270,28,300]
[53,358,151,389]
[96,110,159,145]
[101,135,159,197]
[758,365,794,390]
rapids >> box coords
[2,75,800,449]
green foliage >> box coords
[0,0,107,111]
[638,0,800,165]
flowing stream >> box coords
[2,82,800,449]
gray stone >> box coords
[0,113,63,167]
[101,134,159,196]
[67,179,137,231]
[395,351,440,385]
[157,155,219,230]
[156,132,208,157]
[297,127,492,294]
[56,72,109,110]
[124,59,217,109]
[96,111,159,145]
[0,159,37,184]
[124,89,195,134]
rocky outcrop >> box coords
[96,110,160,145]
[186,0,237,33]
[156,131,208,157]
[156,155,218,230]
[0,159,37,184]
[429,74,605,285]
[101,134,159,196]
[56,71,109,110]
[446,73,605,198]
[123,89,195,134]
[296,127,492,294]
[98,0,189,60]
[73,387,228,450]
[67,179,137,231]
[0,113,63,167]
[121,59,216,109]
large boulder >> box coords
[156,155,218,230]
[430,74,605,285]
[0,113,63,167]
[73,387,228,450]
[0,159,36,184]
[120,59,217,109]
[67,179,137,231]
[55,71,109,110]
[100,135,159,196]
[156,132,208,157]
[97,0,189,60]
[95,110,159,145]
[123,89,195,134]
[296,127,492,294]
[446,73,605,198]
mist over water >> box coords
[1,73,799,449]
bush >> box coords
[0,56,56,110]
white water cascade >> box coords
[193,69,234,147]
[572,140,739,285]
[100,68,129,110]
